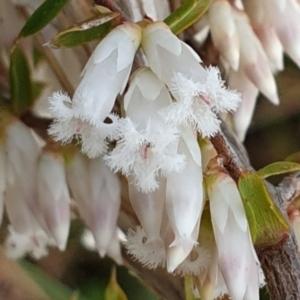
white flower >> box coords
[227,67,259,142]
[165,126,204,271]
[49,22,142,156]
[142,21,207,87]
[161,67,240,137]
[142,22,240,137]
[206,165,260,300]
[4,120,44,234]
[67,152,121,257]
[126,226,166,269]
[104,68,185,192]
[37,150,70,251]
[129,176,166,243]
[232,9,279,105]
[208,0,240,70]
[48,91,120,158]
[74,21,142,125]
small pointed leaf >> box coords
[19,0,70,38]
[164,0,212,34]
[257,162,300,179]
[49,13,122,48]
[238,171,289,246]
[9,46,32,113]
[285,152,300,163]
[104,267,127,300]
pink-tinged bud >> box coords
[206,167,259,300]
[233,10,279,105]
[227,67,259,141]
[272,1,300,68]
[67,152,121,257]
[37,150,70,250]
[254,25,284,72]
[208,0,240,70]
[4,120,43,234]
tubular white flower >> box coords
[206,166,259,300]
[142,21,207,86]
[254,25,284,72]
[125,176,167,269]
[243,0,300,68]
[49,22,142,156]
[166,127,203,254]
[104,68,185,192]
[67,152,121,257]
[166,215,201,273]
[129,177,166,243]
[208,0,240,71]
[227,67,259,142]
[142,22,240,137]
[4,120,44,234]
[233,9,279,105]
[37,150,70,251]
[75,21,142,124]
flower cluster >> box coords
[0,116,123,263]
[46,20,263,299]
[49,21,240,192]
[206,0,300,140]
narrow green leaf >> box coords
[19,0,70,38]
[164,0,212,34]
[9,46,32,113]
[104,267,127,300]
[19,260,88,300]
[49,13,122,48]
[238,171,289,246]
[257,161,300,179]
[285,151,300,163]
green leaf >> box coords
[257,161,300,179]
[104,267,127,300]
[19,259,88,300]
[19,0,70,38]
[164,0,212,34]
[238,171,289,246]
[9,46,32,113]
[285,152,300,163]
[49,13,122,48]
